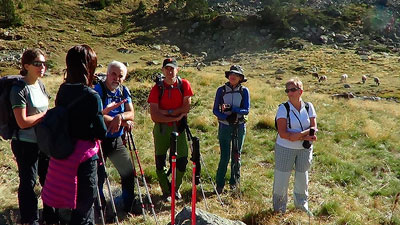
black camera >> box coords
[220,104,232,112]
[302,127,315,149]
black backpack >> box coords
[36,93,88,159]
[275,101,310,130]
[154,73,184,101]
[0,75,49,140]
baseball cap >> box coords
[162,58,178,68]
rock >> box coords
[150,45,161,51]
[275,68,285,74]
[171,45,180,53]
[175,206,246,225]
[191,22,200,29]
[335,34,348,43]
[117,48,130,54]
[146,60,160,66]
[320,35,329,44]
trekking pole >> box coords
[128,131,159,225]
[96,186,106,225]
[126,133,146,220]
[191,136,201,225]
[98,144,120,224]
[185,125,208,211]
[170,132,178,225]
[199,155,224,206]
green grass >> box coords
[1,1,400,224]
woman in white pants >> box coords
[273,78,317,214]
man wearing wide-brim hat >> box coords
[213,65,250,194]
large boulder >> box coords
[175,206,246,225]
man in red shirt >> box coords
[147,58,194,200]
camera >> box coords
[220,104,232,112]
[302,127,315,149]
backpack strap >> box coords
[305,102,310,115]
[99,81,107,105]
[157,76,184,102]
[283,102,291,129]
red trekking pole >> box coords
[170,131,178,225]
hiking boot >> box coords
[129,199,144,216]
[216,187,223,194]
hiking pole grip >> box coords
[170,131,178,225]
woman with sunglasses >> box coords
[41,45,107,224]
[10,49,59,224]
[273,77,317,215]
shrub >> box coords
[121,15,129,33]
[135,1,147,18]
[184,0,208,19]
[1,0,23,27]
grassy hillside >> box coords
[1,1,400,224]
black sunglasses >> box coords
[31,61,46,67]
[285,87,299,93]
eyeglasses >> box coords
[285,88,299,93]
[31,61,46,67]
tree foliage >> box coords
[0,0,23,27]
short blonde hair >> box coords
[286,77,303,90]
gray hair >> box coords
[107,60,127,76]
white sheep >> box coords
[374,77,380,86]
[318,75,327,82]
[341,74,348,83]
[361,75,367,84]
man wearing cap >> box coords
[212,65,250,194]
[147,58,194,200]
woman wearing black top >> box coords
[41,45,107,225]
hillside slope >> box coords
[1,1,400,225]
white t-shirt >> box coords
[275,101,316,149]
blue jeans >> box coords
[215,123,246,189]
[11,140,58,225]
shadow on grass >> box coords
[0,207,20,225]
[242,208,276,225]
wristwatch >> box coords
[167,109,173,115]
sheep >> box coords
[361,75,367,84]
[318,75,327,82]
[341,74,348,83]
[374,77,380,86]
